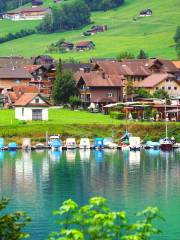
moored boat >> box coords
[129,137,141,151]
[103,137,118,149]
[66,138,77,149]
[144,141,160,149]
[160,138,173,151]
[94,138,104,149]
[22,138,31,150]
[51,139,62,151]
[79,138,91,149]
[8,142,18,151]
[0,138,5,150]
[35,143,45,149]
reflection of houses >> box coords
[4,7,51,21]
[0,68,32,93]
[75,70,124,105]
[135,73,180,97]
[14,93,50,121]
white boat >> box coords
[22,138,31,150]
[34,143,45,149]
[103,137,118,149]
[129,137,141,151]
[66,138,77,149]
[79,138,91,149]
[48,135,60,146]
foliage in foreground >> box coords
[0,197,31,240]
[49,197,163,240]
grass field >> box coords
[0,0,179,60]
[0,109,180,144]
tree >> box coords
[174,26,180,59]
[135,88,152,98]
[69,96,81,110]
[49,197,163,240]
[0,197,31,239]
[153,89,171,104]
[137,49,149,59]
[117,51,135,61]
[52,60,78,105]
[84,0,124,11]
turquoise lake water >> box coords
[0,149,180,239]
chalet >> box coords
[75,41,95,51]
[135,73,180,98]
[83,25,107,36]
[75,71,124,106]
[0,68,32,93]
[59,41,74,51]
[32,55,54,65]
[32,0,43,7]
[14,93,50,121]
[4,7,51,21]
[139,9,152,17]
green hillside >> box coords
[0,0,179,60]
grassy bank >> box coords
[0,109,180,144]
[0,0,179,59]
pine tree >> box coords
[137,49,148,59]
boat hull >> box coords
[160,144,173,151]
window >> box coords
[107,93,113,97]
[32,109,42,120]
[35,98,39,103]
[174,86,177,90]
[156,87,159,90]
[166,79,169,82]
[22,108,24,116]
[168,86,171,90]
[15,79,20,84]
[162,87,165,90]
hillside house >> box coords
[139,9,152,17]
[59,41,74,51]
[0,68,32,93]
[75,71,124,106]
[32,0,43,7]
[75,41,95,51]
[135,73,180,98]
[32,55,54,65]
[14,93,50,121]
[4,7,51,21]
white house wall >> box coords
[15,107,49,121]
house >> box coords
[75,71,124,106]
[4,7,51,21]
[91,25,107,32]
[75,41,95,51]
[32,55,54,65]
[32,0,43,7]
[0,68,33,93]
[139,9,152,17]
[135,73,180,98]
[0,56,33,68]
[59,41,74,51]
[13,93,50,121]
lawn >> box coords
[0,108,180,143]
[0,0,179,60]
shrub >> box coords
[110,111,125,119]
[49,197,163,239]
[131,111,137,119]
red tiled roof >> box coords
[13,93,50,107]
[173,61,180,69]
[135,73,175,88]
[23,65,43,73]
[0,68,32,79]
[12,85,39,93]
[75,41,94,47]
[75,71,124,87]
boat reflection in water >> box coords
[129,151,140,167]
[66,149,76,162]
[48,150,62,161]
[0,151,5,161]
[94,150,104,162]
[8,150,17,158]
[79,149,91,162]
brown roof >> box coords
[173,61,180,69]
[12,85,39,93]
[7,7,50,14]
[94,61,150,76]
[75,71,124,87]
[23,65,43,73]
[0,68,32,79]
[0,56,33,68]
[75,41,94,47]
[13,93,50,107]
[135,73,175,88]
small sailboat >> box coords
[66,138,77,149]
[8,142,18,151]
[144,141,160,150]
[160,100,173,151]
[79,138,91,149]
[22,138,31,150]
[94,138,104,149]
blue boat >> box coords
[0,138,4,150]
[8,142,18,151]
[145,141,160,149]
[51,139,62,150]
[94,138,104,149]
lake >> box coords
[0,149,180,239]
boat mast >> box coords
[165,98,168,138]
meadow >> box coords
[0,0,179,60]
[0,108,180,144]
